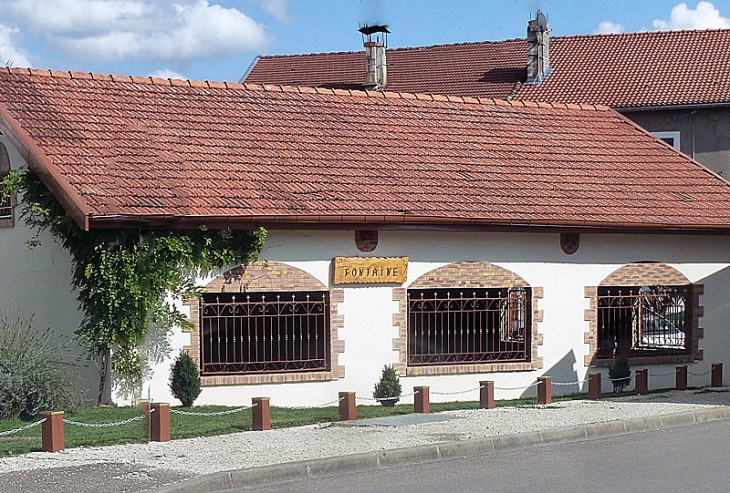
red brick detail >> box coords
[184,262,345,385]
[584,262,703,367]
[393,262,543,376]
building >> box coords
[1,68,730,406]
[245,18,730,177]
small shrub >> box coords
[169,351,201,407]
[608,355,632,393]
[0,313,84,420]
[373,365,402,407]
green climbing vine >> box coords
[3,170,265,404]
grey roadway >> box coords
[219,419,730,493]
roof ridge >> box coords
[253,27,730,60]
[3,66,612,111]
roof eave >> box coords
[86,213,730,235]
[0,102,92,231]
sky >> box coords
[2,0,730,83]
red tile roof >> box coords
[2,67,730,232]
[246,29,730,108]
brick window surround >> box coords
[584,262,703,367]
[393,261,544,376]
[184,262,345,386]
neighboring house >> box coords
[2,68,730,406]
[244,19,730,177]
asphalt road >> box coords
[227,419,730,493]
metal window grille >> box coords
[201,291,330,375]
[0,192,10,219]
[407,287,530,366]
[597,285,689,358]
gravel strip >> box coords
[0,390,728,480]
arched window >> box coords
[0,142,13,226]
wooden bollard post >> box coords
[479,381,495,409]
[414,386,430,414]
[537,377,552,405]
[41,411,64,452]
[635,369,648,395]
[252,397,271,431]
[711,363,724,387]
[588,373,601,400]
[339,392,356,421]
[676,365,688,391]
[139,399,150,416]
[150,403,170,442]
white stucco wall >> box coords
[0,135,96,402]
[142,229,730,408]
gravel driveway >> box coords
[1,389,728,493]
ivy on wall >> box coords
[3,170,265,404]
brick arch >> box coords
[203,262,327,293]
[393,261,543,376]
[599,263,690,287]
[585,262,703,367]
[409,261,531,290]
[184,261,344,386]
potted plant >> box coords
[373,365,402,407]
[608,355,631,393]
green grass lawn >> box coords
[0,389,664,457]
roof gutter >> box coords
[86,213,730,235]
[617,101,730,112]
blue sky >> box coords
[2,1,730,82]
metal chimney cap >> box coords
[358,24,391,35]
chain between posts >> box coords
[170,404,255,416]
[0,417,46,436]
[276,397,345,410]
[357,390,419,402]
[688,369,713,376]
[431,385,484,396]
[494,381,541,391]
[64,413,149,428]
[647,371,677,377]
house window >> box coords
[597,285,689,359]
[407,287,531,366]
[200,291,330,375]
[0,142,12,225]
[653,131,680,150]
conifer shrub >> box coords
[608,355,632,393]
[169,351,201,407]
[373,364,402,407]
[0,313,84,420]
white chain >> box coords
[688,369,713,376]
[0,418,46,436]
[494,381,540,391]
[647,371,676,377]
[64,414,147,428]
[277,397,344,410]
[170,405,253,416]
[551,379,589,386]
[431,386,483,396]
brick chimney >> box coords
[526,12,552,85]
[359,25,389,90]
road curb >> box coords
[155,407,730,492]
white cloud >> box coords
[149,69,187,80]
[0,24,32,68]
[259,0,291,24]
[2,0,271,64]
[593,21,625,34]
[653,1,730,30]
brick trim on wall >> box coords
[183,261,345,386]
[584,262,703,367]
[393,261,544,376]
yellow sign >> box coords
[333,257,408,284]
